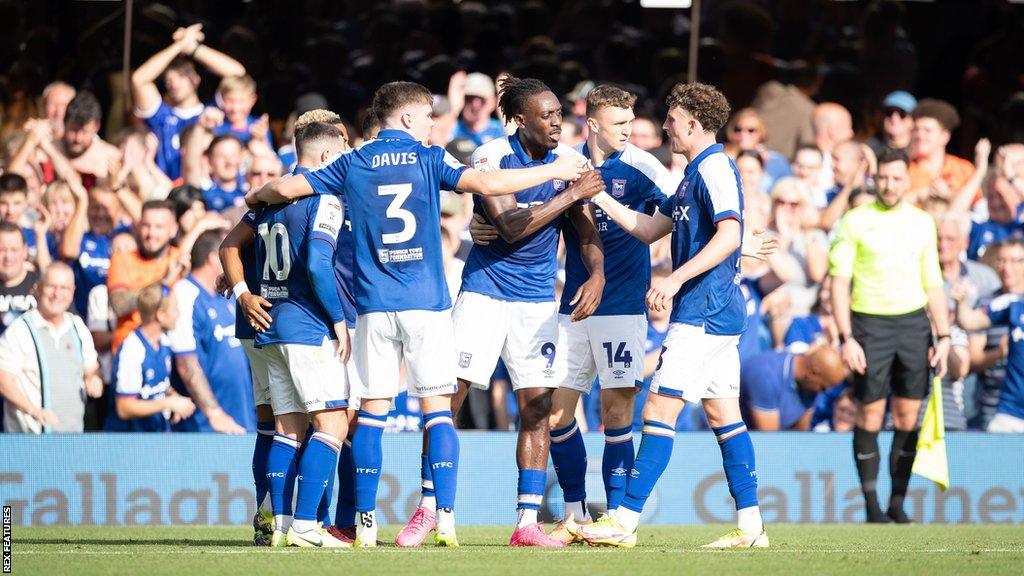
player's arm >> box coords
[116,394,195,420]
[306,197,350,362]
[455,153,587,196]
[591,191,673,245]
[748,409,781,431]
[183,108,221,189]
[247,174,315,207]
[218,215,272,331]
[951,283,995,331]
[647,218,742,313]
[565,202,604,321]
[479,170,605,244]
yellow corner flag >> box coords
[912,376,949,490]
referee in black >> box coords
[828,149,951,523]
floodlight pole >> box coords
[687,0,701,84]
[123,0,133,116]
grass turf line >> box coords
[10,524,1024,576]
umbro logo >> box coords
[611,467,627,476]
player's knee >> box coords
[520,392,553,429]
[601,400,633,429]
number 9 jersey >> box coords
[303,129,468,314]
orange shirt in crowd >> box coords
[107,246,181,351]
[909,154,976,197]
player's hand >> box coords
[741,228,779,261]
[929,336,951,379]
[569,274,604,321]
[244,188,266,209]
[333,322,351,364]
[841,338,867,375]
[570,170,606,201]
[469,213,499,246]
[239,292,272,332]
[208,408,245,434]
[31,407,59,427]
[646,273,683,314]
[84,374,104,399]
[166,395,196,420]
[549,153,588,182]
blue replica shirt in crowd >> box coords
[561,142,669,316]
[234,210,261,341]
[169,275,255,432]
[72,226,131,316]
[968,218,1024,260]
[985,294,1024,419]
[292,165,357,325]
[105,329,173,432]
[202,180,246,213]
[253,193,346,346]
[451,118,506,148]
[138,102,204,180]
[657,143,745,334]
[737,278,769,362]
[740,351,817,430]
[810,383,849,430]
[278,145,297,174]
[461,133,582,302]
[212,115,272,146]
[784,315,824,353]
[304,128,468,313]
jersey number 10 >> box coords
[258,222,292,281]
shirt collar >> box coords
[292,165,311,175]
[509,130,556,165]
[27,309,73,338]
[377,129,417,142]
[581,141,623,168]
[684,143,724,177]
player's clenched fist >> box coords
[570,170,606,201]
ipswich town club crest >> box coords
[611,179,627,198]
[458,352,473,368]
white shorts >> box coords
[453,291,559,391]
[263,336,349,415]
[987,412,1024,434]
[344,327,366,411]
[649,323,740,403]
[355,310,457,400]
[241,339,271,407]
[554,314,646,394]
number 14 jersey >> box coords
[304,129,468,314]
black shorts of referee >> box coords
[850,308,932,403]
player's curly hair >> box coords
[585,84,637,116]
[497,75,551,120]
[665,82,731,133]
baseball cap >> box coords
[464,73,495,99]
[882,91,917,114]
[295,92,329,116]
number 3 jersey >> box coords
[304,129,468,314]
[253,194,346,347]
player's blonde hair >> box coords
[137,282,171,323]
[585,85,637,117]
[295,109,343,131]
[217,75,257,97]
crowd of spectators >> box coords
[0,0,1023,434]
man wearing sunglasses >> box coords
[867,91,916,161]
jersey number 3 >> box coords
[379,183,416,244]
[258,222,292,280]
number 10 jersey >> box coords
[304,129,468,314]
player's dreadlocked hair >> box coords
[497,75,551,120]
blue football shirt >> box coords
[986,294,1024,419]
[106,329,174,432]
[656,143,745,334]
[138,102,204,179]
[169,276,255,432]
[561,142,669,316]
[740,351,817,429]
[461,133,584,302]
[304,129,467,313]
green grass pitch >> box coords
[10,525,1024,575]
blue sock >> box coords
[267,434,300,516]
[294,432,341,522]
[425,410,459,510]
[253,421,275,508]
[352,411,387,513]
[550,419,587,507]
[714,422,759,510]
[602,425,635,510]
[317,457,336,527]
[420,453,436,503]
[517,468,546,512]
[334,437,356,527]
[619,420,675,513]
